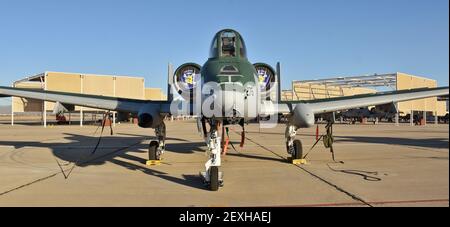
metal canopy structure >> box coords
[292,73,400,125]
[294,73,397,90]
[13,73,46,85]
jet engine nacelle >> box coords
[173,63,201,101]
[137,104,162,128]
[290,104,315,128]
[253,63,277,99]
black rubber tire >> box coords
[148,141,159,160]
[209,166,220,191]
[292,139,303,160]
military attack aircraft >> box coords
[0,29,448,191]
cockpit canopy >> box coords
[209,29,247,59]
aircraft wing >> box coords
[0,86,169,114]
[275,86,449,114]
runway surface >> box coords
[0,121,448,206]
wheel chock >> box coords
[292,159,308,165]
[146,160,161,166]
[287,157,308,165]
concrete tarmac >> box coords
[0,121,448,207]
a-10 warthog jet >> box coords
[1,29,448,191]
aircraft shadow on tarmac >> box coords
[245,130,317,138]
[0,130,289,190]
[0,133,211,190]
[3,131,446,189]
[335,136,449,149]
[164,142,206,154]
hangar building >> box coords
[282,72,448,125]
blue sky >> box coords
[0,0,448,105]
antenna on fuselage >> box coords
[167,62,174,102]
[276,62,281,102]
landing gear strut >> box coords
[148,122,166,161]
[285,124,303,160]
[200,118,224,191]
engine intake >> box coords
[253,63,277,100]
[173,63,201,101]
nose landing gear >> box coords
[199,118,224,191]
[201,165,224,191]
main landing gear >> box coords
[148,122,166,162]
[285,124,303,161]
[286,121,340,164]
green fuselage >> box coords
[193,29,271,123]
[201,57,257,87]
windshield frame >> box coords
[209,30,248,59]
